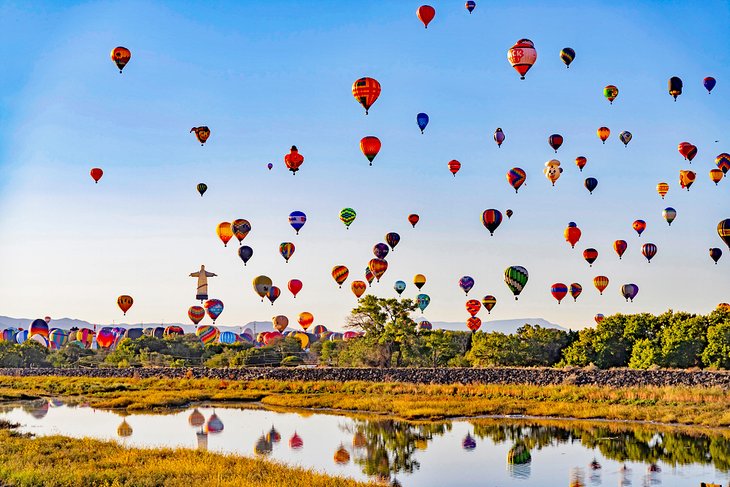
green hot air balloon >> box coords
[504,266,529,300]
[340,208,357,229]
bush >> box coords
[281,356,304,367]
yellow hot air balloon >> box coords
[252,275,273,301]
[351,280,367,298]
[543,159,562,186]
[597,127,610,144]
[656,182,669,199]
[413,274,427,290]
[216,222,233,247]
[710,169,723,185]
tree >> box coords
[658,314,708,368]
[702,321,730,369]
[628,338,659,369]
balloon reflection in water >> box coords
[255,434,273,456]
[117,419,132,438]
[507,441,531,479]
[188,408,204,428]
[334,444,351,465]
[205,413,224,434]
[462,433,476,451]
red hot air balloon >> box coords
[466,317,482,332]
[408,214,420,228]
[548,134,563,153]
[284,146,304,175]
[593,276,609,295]
[575,156,587,172]
[614,240,628,259]
[678,142,697,162]
[633,220,646,237]
[594,314,605,324]
[507,39,537,80]
[352,77,381,115]
[583,248,598,267]
[465,299,481,317]
[368,259,388,282]
[360,136,381,166]
[417,5,436,28]
[90,168,103,183]
[642,243,657,263]
[448,159,461,176]
[288,279,303,298]
[188,306,205,325]
[564,222,582,248]
[551,283,568,304]
[507,167,527,193]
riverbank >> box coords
[0,421,372,487]
[1,374,729,427]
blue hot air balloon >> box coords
[288,211,307,234]
[238,246,253,266]
[417,294,430,313]
[704,77,716,94]
[416,113,429,134]
[585,177,599,194]
[394,280,406,296]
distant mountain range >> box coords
[0,316,567,335]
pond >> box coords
[1,399,729,486]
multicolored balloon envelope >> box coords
[569,283,582,302]
[668,76,683,100]
[494,128,505,147]
[385,232,400,250]
[331,266,349,288]
[550,283,568,304]
[266,286,281,305]
[465,299,481,317]
[507,39,537,80]
[373,243,389,259]
[482,295,497,313]
[621,283,639,302]
[340,208,357,229]
[594,276,609,295]
[718,219,730,249]
[459,276,475,295]
[29,319,49,338]
[117,295,133,315]
[704,77,716,93]
[414,274,427,290]
[642,243,658,263]
[111,46,131,73]
[466,317,481,332]
[298,312,314,331]
[204,299,224,322]
[663,208,677,226]
[288,211,306,234]
[504,266,528,300]
[196,325,219,345]
[190,126,210,145]
[417,294,430,312]
[279,242,295,263]
[188,305,205,325]
[633,220,646,236]
[560,47,575,67]
[351,280,367,298]
[482,209,503,236]
[368,258,388,282]
[352,77,381,115]
[360,136,381,166]
[216,222,233,247]
[507,168,527,193]
[564,222,581,248]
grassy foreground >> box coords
[2,375,730,427]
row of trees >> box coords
[0,297,728,369]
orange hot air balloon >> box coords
[448,159,461,177]
[190,126,210,145]
[216,222,233,247]
[284,145,304,175]
[352,77,381,115]
[360,136,381,166]
[466,317,482,332]
[614,239,628,259]
[597,127,610,144]
[465,299,481,317]
[564,222,581,248]
[593,276,609,295]
[110,46,131,73]
[679,170,696,190]
[298,312,314,331]
[351,280,367,298]
[507,39,537,80]
[656,182,669,199]
[710,169,723,185]
[417,5,436,28]
[575,156,587,172]
[408,214,420,227]
[117,295,133,315]
[678,142,697,161]
[331,265,349,288]
[90,168,103,183]
[368,258,388,282]
[633,220,646,236]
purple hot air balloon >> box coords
[621,284,639,302]
[459,276,475,295]
[373,243,389,260]
[267,163,273,170]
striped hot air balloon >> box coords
[504,266,529,300]
[332,266,349,288]
[593,276,609,295]
[551,283,568,304]
[507,168,527,193]
[352,77,381,115]
[339,208,356,229]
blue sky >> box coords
[0,0,728,330]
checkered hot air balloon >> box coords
[352,77,381,115]
[715,153,730,176]
[340,208,357,229]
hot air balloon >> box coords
[465,299,481,317]
[352,77,381,115]
[332,266,349,288]
[368,259,388,282]
[417,294,430,312]
[267,163,273,170]
[507,39,537,80]
[216,222,233,247]
[418,320,432,331]
[29,319,49,339]
[414,274,427,290]
[279,242,295,263]
[506,209,513,219]
[621,283,639,302]
[642,243,657,263]
[284,145,304,174]
[360,136,381,166]
[678,142,697,161]
[416,113,429,133]
[385,232,400,250]
[110,46,131,73]
[290,432,304,450]
[584,177,598,194]
[196,183,207,196]
[289,211,306,234]
[287,279,302,298]
[507,167,527,193]
[593,276,609,295]
[704,77,716,94]
[351,280,367,298]
[466,317,481,332]
[597,127,610,144]
[575,156,587,172]
[614,240,628,259]
[117,295,133,315]
[603,85,619,104]
[494,128,505,147]
[48,329,68,350]
[373,243,389,259]
[543,159,563,185]
[340,208,356,229]
[297,312,315,332]
[716,153,730,176]
[196,325,220,345]
[663,207,676,226]
[680,170,696,190]
[718,219,730,249]
[459,276,475,295]
[204,299,224,322]
[408,214,420,227]
[564,222,582,248]
[465,1,476,13]
[394,281,406,295]
[232,219,251,244]
[569,283,582,302]
[619,131,632,147]
[238,246,253,266]
[417,5,435,28]
[551,283,568,304]
[481,209,503,236]
[273,315,289,333]
[656,182,669,199]
[668,76,682,100]
[448,159,461,176]
[188,306,205,325]
[482,295,496,313]
[253,275,273,301]
[710,169,723,185]
[90,168,103,183]
[583,248,598,266]
[190,126,210,145]
[594,314,605,324]
[548,134,563,152]
[633,220,646,236]
[504,266,529,300]
[560,47,575,68]
[709,247,722,264]
[365,268,375,286]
